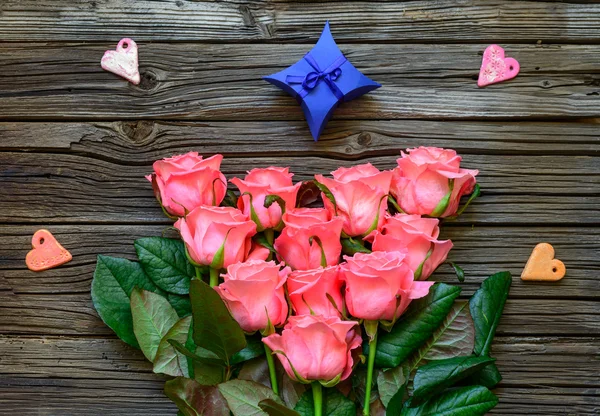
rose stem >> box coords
[194,266,202,279]
[264,228,274,261]
[209,268,219,287]
[263,344,279,395]
[363,331,378,416]
[311,382,323,416]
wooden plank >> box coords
[1,384,597,416]
[1,225,598,299]
[1,120,599,156]
[1,151,598,224]
[1,1,600,43]
[0,336,598,415]
[1,43,600,120]
[0,291,598,336]
[0,336,597,386]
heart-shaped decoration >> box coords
[26,229,72,272]
[521,243,565,281]
[477,44,520,87]
[101,38,141,85]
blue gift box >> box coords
[264,22,381,141]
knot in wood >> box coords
[121,121,154,142]
[138,71,159,91]
[358,132,372,146]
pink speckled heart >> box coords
[477,45,520,87]
[101,38,140,85]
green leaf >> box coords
[407,301,475,370]
[231,334,266,365]
[470,272,512,356]
[189,278,247,363]
[164,377,230,416]
[449,262,465,283]
[411,356,496,406]
[468,363,503,389]
[154,316,192,377]
[340,238,371,256]
[377,364,409,407]
[373,283,462,368]
[259,399,301,416]
[446,184,481,220]
[130,288,179,362]
[222,189,239,208]
[254,233,277,254]
[386,384,407,416]
[168,293,192,317]
[294,388,356,416]
[313,180,337,215]
[168,339,225,366]
[218,379,284,416]
[400,385,498,416]
[91,255,160,348]
[135,237,195,295]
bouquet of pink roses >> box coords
[92,147,511,416]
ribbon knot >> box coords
[286,53,347,100]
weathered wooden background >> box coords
[0,1,599,415]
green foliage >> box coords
[154,316,192,377]
[218,379,284,416]
[401,385,498,416]
[130,288,179,362]
[231,334,266,365]
[259,399,302,416]
[377,365,409,407]
[135,237,195,295]
[340,238,371,256]
[411,356,495,406]
[91,255,160,348]
[373,283,462,368]
[294,388,356,416]
[189,278,247,364]
[164,377,229,416]
[449,262,465,282]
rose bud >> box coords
[340,251,434,322]
[174,206,256,269]
[315,163,393,237]
[390,147,479,217]
[230,167,302,231]
[287,266,343,318]
[263,315,361,385]
[215,260,290,333]
[274,208,343,270]
[365,214,453,280]
[146,152,227,217]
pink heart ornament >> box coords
[101,38,141,85]
[477,45,520,87]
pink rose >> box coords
[174,206,256,269]
[274,208,343,270]
[146,152,227,217]
[340,251,434,322]
[231,167,302,231]
[390,147,479,217]
[287,266,343,318]
[215,260,290,333]
[315,163,393,237]
[263,315,361,384]
[365,214,453,280]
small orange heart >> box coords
[25,229,72,272]
[521,243,565,281]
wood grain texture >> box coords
[1,291,598,337]
[1,1,600,43]
[1,43,599,120]
[0,336,598,415]
[1,120,599,156]
[1,150,599,224]
[1,225,598,299]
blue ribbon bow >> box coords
[286,53,347,100]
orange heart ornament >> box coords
[521,243,565,281]
[26,229,72,272]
